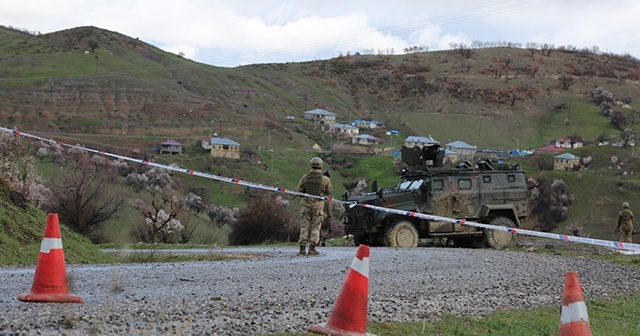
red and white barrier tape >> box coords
[355,203,640,251]
[2,126,639,251]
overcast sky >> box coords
[2,0,639,68]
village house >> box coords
[303,109,336,125]
[352,134,382,146]
[329,123,359,137]
[159,140,183,155]
[404,135,439,148]
[554,152,580,171]
[201,137,212,150]
[210,137,241,159]
[351,119,385,129]
[555,137,583,149]
[444,148,459,163]
[445,141,477,159]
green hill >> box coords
[2,25,640,247]
[0,177,113,265]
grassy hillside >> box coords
[0,177,113,265]
[2,25,640,152]
[2,25,640,247]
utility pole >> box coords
[267,128,271,149]
[270,149,274,173]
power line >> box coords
[201,0,562,66]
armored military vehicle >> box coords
[341,144,528,248]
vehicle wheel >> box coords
[384,220,419,247]
[484,216,516,248]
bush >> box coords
[527,178,574,232]
[611,111,628,130]
[228,190,297,245]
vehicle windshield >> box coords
[397,179,424,190]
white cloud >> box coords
[1,0,639,67]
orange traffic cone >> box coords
[17,213,83,303]
[558,271,592,336]
[308,244,375,336]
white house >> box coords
[352,120,385,129]
[404,135,439,148]
[352,134,382,146]
[201,137,212,150]
[555,137,583,149]
[303,109,336,125]
[446,141,477,159]
[329,123,359,137]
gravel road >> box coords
[1,241,640,335]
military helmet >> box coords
[623,202,630,208]
[310,157,323,169]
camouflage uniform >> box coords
[296,158,332,256]
[320,200,333,246]
[617,202,634,243]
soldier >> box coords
[296,157,332,256]
[616,202,634,243]
[320,198,332,247]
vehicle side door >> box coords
[451,175,481,218]
[426,177,455,233]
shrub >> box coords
[228,190,297,245]
[611,110,628,130]
[527,177,574,232]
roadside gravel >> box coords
[1,242,639,335]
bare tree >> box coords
[526,42,538,57]
[457,44,474,59]
[559,75,575,90]
[533,154,553,171]
[45,149,125,236]
[540,43,554,56]
[569,134,583,147]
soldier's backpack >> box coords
[306,172,323,196]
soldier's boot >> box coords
[308,244,320,256]
[297,245,306,256]
[320,238,326,247]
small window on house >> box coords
[458,179,472,189]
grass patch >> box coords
[109,250,264,263]
[279,292,640,336]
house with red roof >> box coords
[555,137,583,149]
[534,144,565,153]
[160,139,183,155]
